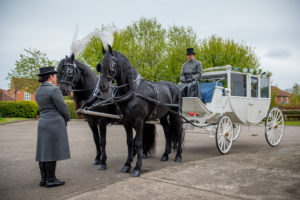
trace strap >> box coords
[80,77,102,108]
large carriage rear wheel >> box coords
[232,123,241,142]
[265,107,285,147]
[216,115,234,154]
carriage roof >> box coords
[201,65,269,80]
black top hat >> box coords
[37,66,58,76]
[186,48,196,55]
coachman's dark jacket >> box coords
[177,59,203,100]
[35,82,71,162]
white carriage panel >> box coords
[205,87,225,111]
[182,97,211,117]
[247,98,270,124]
[228,96,248,124]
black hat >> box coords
[186,48,195,55]
[37,66,58,76]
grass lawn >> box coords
[0,118,28,123]
[285,121,300,126]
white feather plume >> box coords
[70,25,118,56]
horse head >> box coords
[57,54,81,96]
[97,45,118,93]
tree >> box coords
[198,35,260,70]
[78,18,261,83]
[290,83,300,104]
[77,36,103,71]
[6,48,56,93]
[164,25,199,83]
[114,18,167,81]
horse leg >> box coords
[170,113,183,162]
[98,120,107,170]
[160,115,171,161]
[121,123,134,173]
[131,119,144,177]
[87,119,101,165]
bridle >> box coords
[59,59,103,108]
[59,61,89,92]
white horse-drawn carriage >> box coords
[79,65,285,155]
[182,65,284,154]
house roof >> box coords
[271,86,290,97]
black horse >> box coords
[97,45,183,177]
[56,54,156,171]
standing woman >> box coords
[35,66,71,187]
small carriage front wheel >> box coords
[232,123,241,142]
[265,107,285,147]
[216,115,234,154]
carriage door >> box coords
[247,76,261,123]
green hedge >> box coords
[0,101,77,119]
[65,100,78,119]
[0,101,39,118]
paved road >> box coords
[0,120,299,200]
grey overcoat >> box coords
[180,59,203,83]
[35,82,71,162]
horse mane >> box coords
[113,51,139,89]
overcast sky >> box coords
[0,0,299,90]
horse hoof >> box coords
[92,160,100,165]
[121,165,131,173]
[160,155,168,162]
[141,153,148,159]
[174,156,182,162]
[98,164,107,170]
[130,170,141,177]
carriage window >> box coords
[260,77,269,98]
[231,73,247,97]
[251,77,258,97]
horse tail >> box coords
[142,123,157,155]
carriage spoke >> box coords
[222,137,226,151]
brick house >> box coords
[271,86,290,105]
[0,78,36,101]
[0,88,35,101]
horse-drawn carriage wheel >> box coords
[216,115,234,154]
[265,107,285,147]
[232,123,241,142]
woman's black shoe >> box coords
[46,178,65,187]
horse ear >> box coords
[102,46,106,55]
[70,53,75,63]
[96,63,101,72]
[108,45,113,54]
